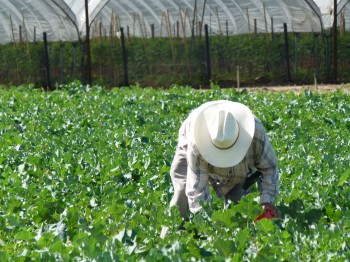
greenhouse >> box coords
[0,0,326,43]
[1,0,349,88]
[0,0,350,87]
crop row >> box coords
[0,82,349,260]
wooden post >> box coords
[205,24,211,82]
[192,0,197,38]
[333,0,338,83]
[246,8,250,35]
[263,4,268,35]
[200,0,207,37]
[216,7,222,35]
[237,66,241,89]
[99,21,102,41]
[109,11,114,43]
[141,14,148,38]
[325,34,331,81]
[10,15,15,43]
[283,23,291,82]
[151,24,155,38]
[43,32,51,90]
[60,42,64,83]
[226,20,229,38]
[340,11,345,33]
[314,33,319,78]
[160,12,164,37]
[176,21,180,38]
[178,6,192,77]
[73,42,77,78]
[294,33,299,75]
[165,10,175,68]
[183,8,188,39]
[178,6,186,43]
[19,25,23,45]
[254,19,257,36]
[22,14,29,51]
[271,17,274,41]
[120,27,129,86]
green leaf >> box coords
[338,170,350,186]
[214,239,237,257]
[236,228,250,251]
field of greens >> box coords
[0,82,349,261]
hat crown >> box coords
[209,110,239,149]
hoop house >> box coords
[0,0,329,43]
[92,0,323,38]
[0,0,79,44]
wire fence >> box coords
[1,29,349,89]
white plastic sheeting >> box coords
[0,0,108,44]
[63,0,110,34]
[0,0,78,43]
[1,0,347,44]
[338,0,350,30]
[321,0,350,30]
[94,0,323,38]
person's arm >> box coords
[169,121,190,219]
[185,145,211,214]
[254,120,279,206]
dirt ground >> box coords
[239,84,350,93]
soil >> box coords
[237,84,350,93]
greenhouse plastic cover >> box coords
[95,0,323,38]
[0,0,346,44]
[321,0,350,30]
[0,0,78,43]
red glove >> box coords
[255,203,281,222]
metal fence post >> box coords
[120,27,129,86]
[43,32,51,90]
[205,24,211,83]
[283,23,291,82]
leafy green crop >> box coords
[0,82,349,261]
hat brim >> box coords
[193,101,255,168]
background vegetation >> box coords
[1,31,350,88]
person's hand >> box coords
[255,203,281,221]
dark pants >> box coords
[224,184,250,209]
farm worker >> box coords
[169,100,280,221]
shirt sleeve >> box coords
[186,144,211,214]
[254,120,279,204]
[170,120,188,192]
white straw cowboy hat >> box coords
[193,100,255,168]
